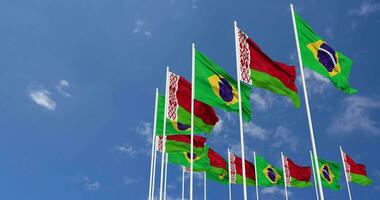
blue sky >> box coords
[0,0,379,199]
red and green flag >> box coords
[342,151,373,186]
[156,72,219,135]
[229,152,255,185]
[195,50,252,122]
[256,155,284,187]
[236,27,300,108]
[317,158,342,190]
[155,135,206,155]
[156,95,208,135]
[294,12,357,94]
[206,148,229,184]
[283,156,312,188]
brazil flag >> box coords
[295,12,357,94]
[168,145,210,171]
[317,158,342,190]
[195,50,252,122]
[256,155,284,187]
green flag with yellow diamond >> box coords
[256,155,284,187]
[168,146,210,171]
[195,50,252,122]
[295,12,357,94]
[318,158,342,190]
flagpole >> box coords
[253,151,259,200]
[204,171,207,200]
[310,151,320,200]
[159,67,170,200]
[340,146,353,200]
[190,43,195,200]
[152,142,158,200]
[228,148,232,200]
[290,4,325,200]
[233,20,248,200]
[148,88,159,200]
[163,153,168,200]
[182,167,185,200]
[281,152,289,200]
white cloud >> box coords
[213,119,223,134]
[324,28,333,39]
[251,91,276,111]
[289,51,297,62]
[83,176,100,191]
[125,177,141,184]
[350,1,380,16]
[56,79,71,97]
[328,96,380,135]
[261,187,292,198]
[374,170,380,179]
[272,126,299,152]
[133,19,152,37]
[115,143,138,158]
[191,0,197,8]
[302,68,330,94]
[136,122,153,144]
[29,88,56,111]
[244,122,269,140]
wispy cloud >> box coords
[83,176,100,191]
[244,122,269,140]
[114,143,138,158]
[251,90,276,111]
[261,187,292,198]
[328,96,380,135]
[272,126,299,152]
[324,28,333,39]
[349,1,380,16]
[213,119,224,134]
[191,0,198,9]
[124,177,141,184]
[133,19,152,37]
[302,68,330,94]
[29,88,56,111]
[136,122,153,144]
[56,79,71,97]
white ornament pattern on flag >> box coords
[343,152,352,182]
[229,152,237,184]
[167,72,179,121]
[156,136,166,152]
[238,29,252,85]
[284,156,292,186]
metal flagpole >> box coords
[254,152,259,200]
[152,141,158,200]
[182,167,185,200]
[148,88,159,200]
[228,148,232,200]
[233,20,248,200]
[290,4,325,200]
[190,43,195,200]
[163,153,168,200]
[340,146,353,200]
[310,151,320,200]
[159,67,170,200]
[204,171,207,200]
[281,152,289,200]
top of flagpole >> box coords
[233,19,248,200]
[289,4,324,200]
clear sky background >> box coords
[0,0,379,199]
